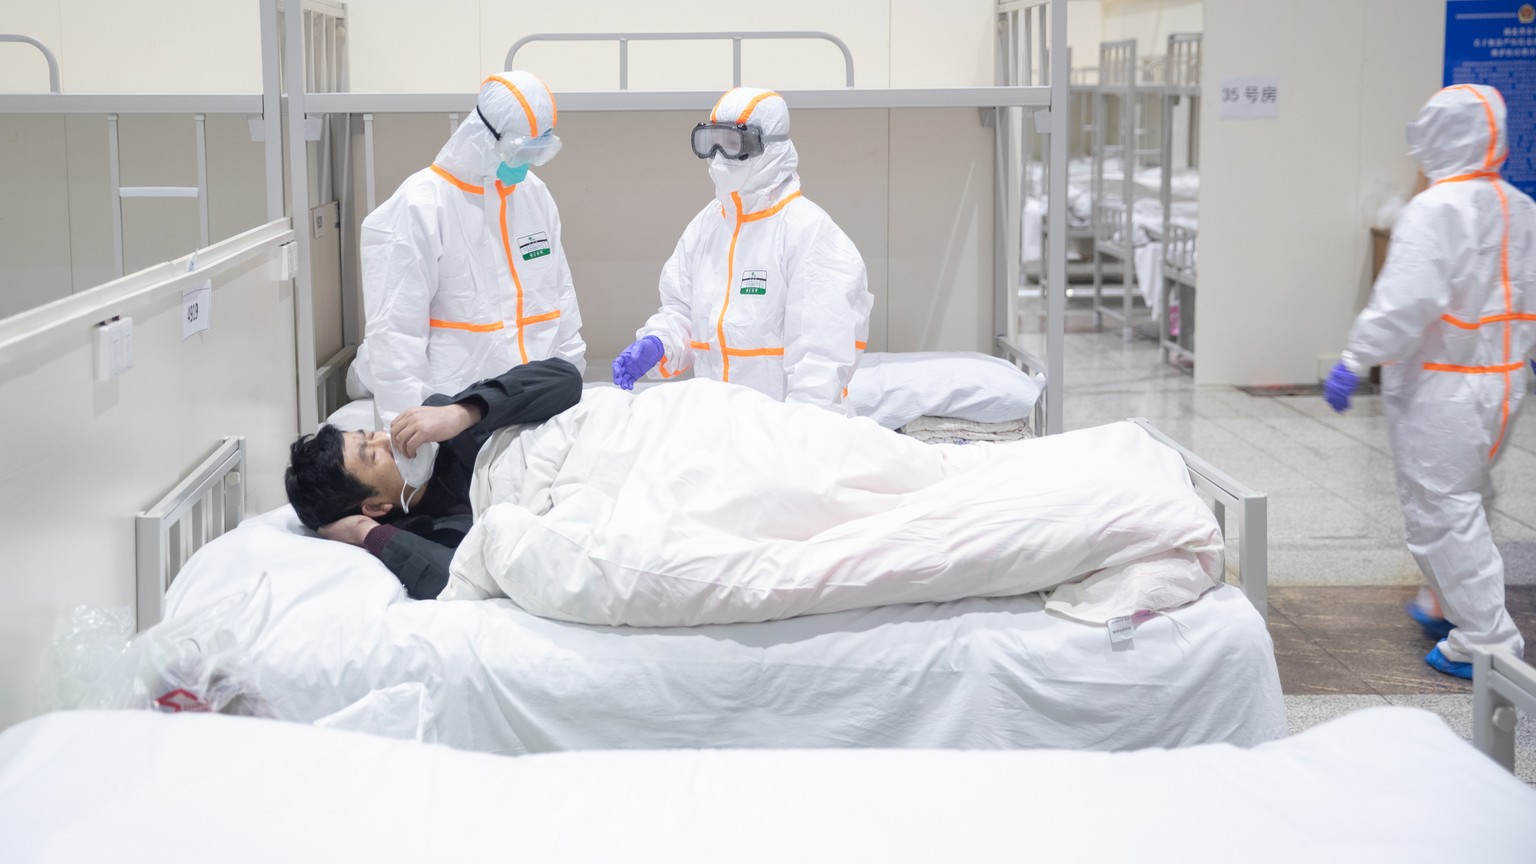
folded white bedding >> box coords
[897,415,1032,443]
[2,707,1530,863]
[449,382,1223,627]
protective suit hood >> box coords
[707,88,801,214]
[1406,84,1507,182]
[436,70,558,182]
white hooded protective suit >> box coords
[1344,84,1535,662]
[638,88,872,412]
[353,71,586,428]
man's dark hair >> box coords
[285,425,377,530]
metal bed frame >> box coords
[135,437,247,631]
[1473,648,1536,775]
[1131,418,1267,617]
[288,0,1073,436]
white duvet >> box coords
[445,380,1223,627]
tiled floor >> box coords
[1018,304,1536,783]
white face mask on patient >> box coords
[389,437,438,515]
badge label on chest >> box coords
[740,269,768,295]
[517,232,551,261]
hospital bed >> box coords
[2,703,1532,862]
[127,408,1277,756]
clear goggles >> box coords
[478,106,562,167]
[690,122,788,161]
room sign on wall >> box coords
[1444,0,1536,197]
[1217,76,1280,120]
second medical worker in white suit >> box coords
[352,70,586,438]
[1324,84,1534,678]
[612,88,872,412]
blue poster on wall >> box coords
[1444,0,1536,196]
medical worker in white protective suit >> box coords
[1324,84,1534,678]
[611,88,872,413]
[351,71,586,501]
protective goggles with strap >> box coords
[478,105,562,167]
[690,122,789,160]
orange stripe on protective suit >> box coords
[1439,312,1536,329]
[1422,361,1523,374]
[485,75,540,136]
[1435,170,1503,186]
[714,190,804,381]
[1446,85,1505,169]
[1423,145,1517,458]
[430,164,482,194]
[430,319,505,333]
[710,90,781,125]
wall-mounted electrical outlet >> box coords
[93,316,134,381]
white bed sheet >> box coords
[2,707,1532,863]
[155,505,1283,754]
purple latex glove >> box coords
[1323,361,1358,413]
[613,335,665,390]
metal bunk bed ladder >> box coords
[1092,40,1141,339]
[1158,32,1201,369]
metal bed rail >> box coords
[1473,648,1536,774]
[996,0,1069,435]
[1160,222,1197,365]
[995,335,1050,435]
[0,33,61,93]
[315,343,358,422]
[507,31,856,89]
[135,437,247,631]
[1129,418,1269,619]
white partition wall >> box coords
[1195,0,1441,386]
[0,222,298,728]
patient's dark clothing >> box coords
[359,358,582,599]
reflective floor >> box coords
[1017,304,1536,782]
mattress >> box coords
[2,707,1531,863]
[144,505,1284,754]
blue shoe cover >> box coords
[1405,602,1454,640]
[1425,646,1473,680]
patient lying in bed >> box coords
[289,364,1225,629]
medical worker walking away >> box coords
[1324,84,1534,678]
[351,70,586,492]
[611,88,873,413]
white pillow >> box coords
[324,399,377,432]
[847,352,1044,430]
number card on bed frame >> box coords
[134,436,246,631]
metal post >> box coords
[194,113,209,247]
[1046,0,1068,435]
[732,38,742,88]
[364,112,377,213]
[108,113,125,277]
[1239,495,1268,618]
[259,0,284,222]
[619,39,629,90]
[286,0,320,433]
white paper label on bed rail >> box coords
[183,279,211,339]
[1218,76,1279,120]
[1108,615,1135,645]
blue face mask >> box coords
[497,162,529,186]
